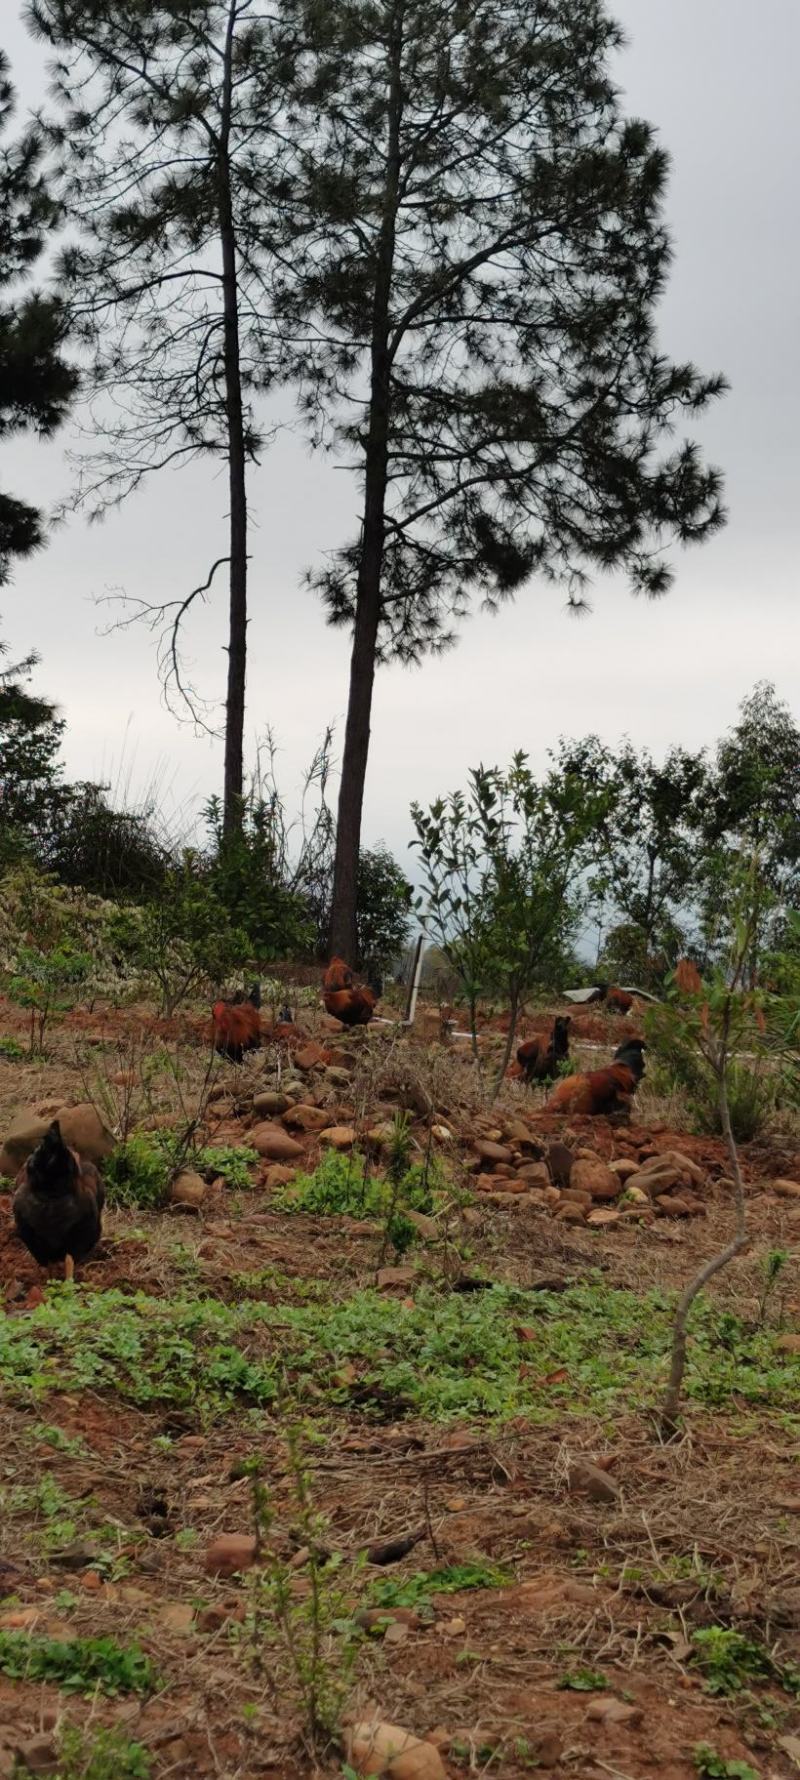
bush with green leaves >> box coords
[693,1746,759,1780]
[412,752,607,1094]
[107,859,251,1013]
[8,940,92,1053]
[274,1139,445,1230]
[0,1629,157,1695]
[105,1131,259,1208]
[355,844,413,972]
[40,1727,151,1780]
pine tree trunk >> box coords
[219,0,247,842]
[328,1,405,962]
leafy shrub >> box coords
[0,1035,23,1060]
[106,861,251,1014]
[3,1279,800,1426]
[693,1747,759,1780]
[692,1627,800,1697]
[0,1630,157,1695]
[557,1667,608,1692]
[645,1007,779,1141]
[275,1146,445,1222]
[44,1726,151,1780]
[197,1142,258,1189]
[355,844,413,971]
[104,1135,169,1210]
[368,1560,511,1611]
[105,1133,259,1208]
[8,941,92,1052]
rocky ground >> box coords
[0,991,799,1780]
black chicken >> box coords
[13,1120,105,1282]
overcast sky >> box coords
[2,0,798,869]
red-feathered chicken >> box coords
[212,982,261,1062]
[604,985,634,1015]
[13,1120,105,1282]
[546,1038,646,1118]
[323,958,376,1027]
[516,1016,572,1085]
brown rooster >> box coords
[212,982,261,1062]
[13,1120,105,1282]
[516,1016,571,1086]
[546,1038,646,1118]
[323,958,377,1027]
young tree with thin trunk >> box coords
[27,0,284,838]
[270,0,727,960]
[412,751,606,1094]
[650,876,772,1438]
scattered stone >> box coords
[293,1043,331,1071]
[773,1179,800,1199]
[158,1602,195,1635]
[9,1737,59,1777]
[355,1608,423,1634]
[443,1616,466,1636]
[197,1600,246,1632]
[252,1090,290,1116]
[554,1203,586,1224]
[204,1533,259,1577]
[655,1195,694,1218]
[513,1574,597,1611]
[283,1104,331,1132]
[586,1208,621,1228]
[546,1143,575,1189]
[0,1111,50,1179]
[324,1066,353,1088]
[346,1719,447,1780]
[586,1697,643,1727]
[55,1103,115,1164]
[377,1267,415,1291]
[431,1125,452,1142]
[608,1158,639,1180]
[405,1210,438,1241]
[518,1161,550,1187]
[249,1122,304,1161]
[366,1125,395,1150]
[264,1164,296,1190]
[169,1170,207,1211]
[658,1148,706,1186]
[776,1334,800,1355]
[566,1458,620,1504]
[570,1160,620,1202]
[474,1139,513,1165]
[321,1125,356,1150]
[626,1163,682,1197]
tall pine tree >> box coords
[0,50,76,585]
[28,0,284,838]
[270,0,728,960]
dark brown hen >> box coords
[13,1119,105,1282]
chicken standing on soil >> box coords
[546,1038,647,1118]
[13,1120,105,1282]
[516,1016,572,1085]
[212,982,262,1062]
[323,958,377,1028]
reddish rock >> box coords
[283,1104,331,1132]
[204,1533,259,1577]
[249,1122,304,1161]
[474,1139,513,1165]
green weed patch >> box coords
[1,1281,799,1426]
[368,1560,511,1611]
[0,1630,157,1695]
